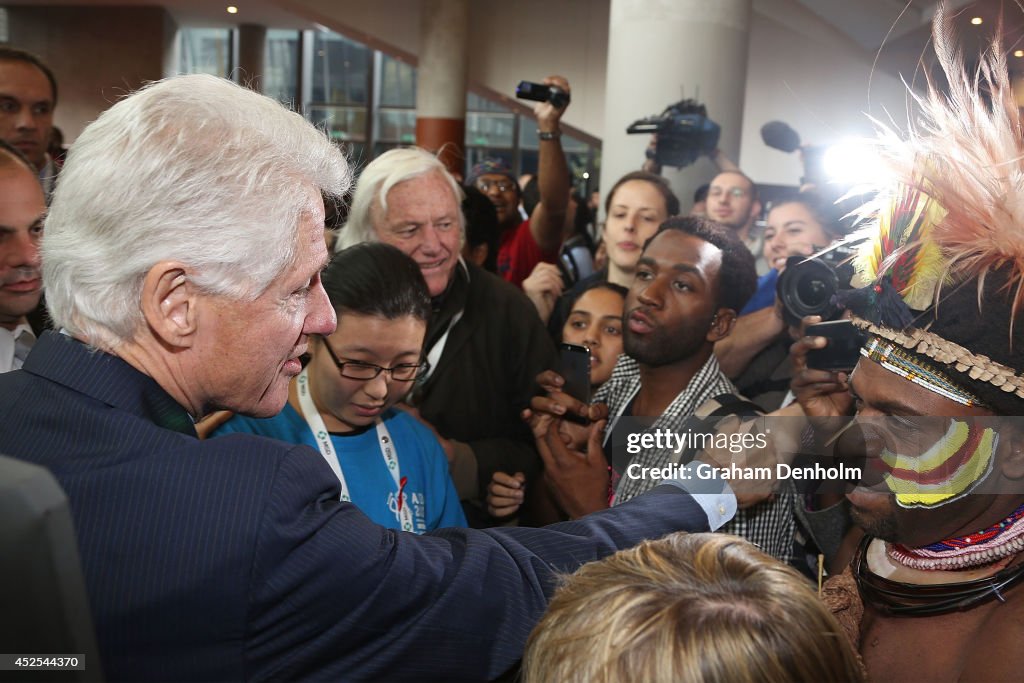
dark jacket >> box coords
[413,262,557,524]
[0,331,712,681]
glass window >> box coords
[179,28,232,78]
[379,54,416,107]
[311,32,370,105]
[308,105,367,142]
[264,29,299,106]
[376,108,416,144]
[517,128,594,178]
[178,26,602,186]
[467,92,511,114]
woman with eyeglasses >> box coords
[212,243,467,533]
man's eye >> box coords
[672,281,691,292]
[890,416,917,434]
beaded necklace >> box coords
[855,536,1024,616]
[887,502,1024,571]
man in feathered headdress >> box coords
[795,5,1024,681]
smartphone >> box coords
[805,320,865,372]
[559,343,592,404]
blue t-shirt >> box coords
[211,404,467,533]
[739,268,779,315]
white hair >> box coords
[42,74,351,347]
[338,146,464,251]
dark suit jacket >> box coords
[0,332,711,681]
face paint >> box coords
[878,419,997,509]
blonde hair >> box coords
[523,533,864,683]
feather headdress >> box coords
[841,3,1024,413]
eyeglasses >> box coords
[321,340,430,382]
[708,187,750,199]
[476,178,517,193]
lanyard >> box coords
[295,368,415,531]
[421,309,463,384]
[420,258,470,384]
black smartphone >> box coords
[559,343,591,404]
[805,320,865,372]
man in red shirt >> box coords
[469,75,571,288]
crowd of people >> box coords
[3,4,1024,680]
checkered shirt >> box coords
[596,353,796,561]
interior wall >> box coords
[288,0,915,189]
[5,5,174,142]
[740,0,913,186]
[2,0,919,188]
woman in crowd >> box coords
[736,191,845,316]
[486,281,628,518]
[715,192,847,410]
[542,171,679,332]
[523,533,865,682]
[213,243,466,533]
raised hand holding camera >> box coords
[515,75,571,137]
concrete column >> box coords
[415,0,469,177]
[237,23,267,92]
[600,0,752,214]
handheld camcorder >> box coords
[626,98,720,169]
[776,244,858,328]
[515,81,571,109]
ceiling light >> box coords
[1016,50,1024,58]
[227,6,238,14]
[971,17,983,25]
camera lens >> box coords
[777,257,839,326]
[796,274,832,309]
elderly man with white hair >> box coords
[0,74,735,681]
[338,148,558,526]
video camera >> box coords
[627,99,720,169]
[776,244,858,328]
[515,81,571,109]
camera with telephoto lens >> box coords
[626,98,721,169]
[515,81,571,109]
[776,244,858,328]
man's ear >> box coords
[707,308,737,343]
[139,262,199,349]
